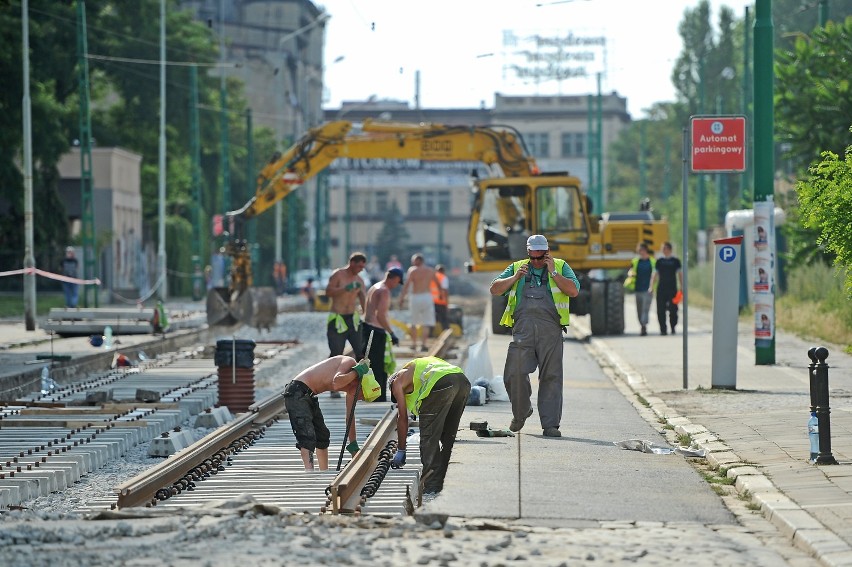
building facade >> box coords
[57,148,146,299]
[321,93,630,271]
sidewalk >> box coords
[574,295,852,566]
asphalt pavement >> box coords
[424,294,852,566]
[2,294,852,564]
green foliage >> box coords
[373,202,410,267]
[795,141,852,293]
[165,215,193,297]
[776,17,852,168]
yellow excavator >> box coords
[207,119,669,335]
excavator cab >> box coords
[469,174,589,270]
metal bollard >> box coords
[808,347,819,413]
[808,346,838,465]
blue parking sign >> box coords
[719,245,737,263]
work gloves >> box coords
[346,440,360,456]
[390,332,400,346]
[344,281,361,291]
[391,449,406,468]
[352,358,370,379]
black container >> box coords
[214,338,256,368]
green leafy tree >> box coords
[795,137,852,293]
[373,202,410,267]
[775,16,852,168]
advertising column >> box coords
[712,236,743,389]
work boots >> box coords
[509,407,534,432]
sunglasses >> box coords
[528,253,547,260]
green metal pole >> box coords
[77,0,96,307]
[663,138,672,200]
[287,195,297,282]
[587,95,595,213]
[639,121,647,199]
[189,65,203,300]
[344,175,351,253]
[315,171,327,277]
[595,73,603,213]
[716,95,725,226]
[818,0,828,25]
[697,59,706,232]
[246,109,258,269]
[743,6,752,205]
[754,0,775,365]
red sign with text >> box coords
[690,115,747,172]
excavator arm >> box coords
[210,118,539,328]
[237,119,538,220]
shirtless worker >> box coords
[362,267,405,402]
[325,252,368,358]
[398,253,441,352]
[282,355,379,470]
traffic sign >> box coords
[690,115,747,172]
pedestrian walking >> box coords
[631,243,655,336]
[61,246,79,308]
[650,242,682,335]
[431,264,450,333]
[325,252,367,358]
[398,253,441,352]
[489,234,580,437]
[282,355,378,470]
[362,267,404,402]
[388,356,471,494]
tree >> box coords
[775,17,852,169]
[795,135,852,293]
[373,202,410,267]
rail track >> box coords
[0,326,462,517]
[113,328,457,515]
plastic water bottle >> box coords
[103,326,113,348]
[808,412,819,462]
[40,366,55,395]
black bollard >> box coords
[813,346,838,465]
[807,347,819,413]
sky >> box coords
[317,0,753,118]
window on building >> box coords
[561,133,586,157]
[408,190,450,217]
[526,133,549,158]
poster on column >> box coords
[753,201,774,341]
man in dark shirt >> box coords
[632,243,655,336]
[650,242,683,335]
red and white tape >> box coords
[0,267,101,286]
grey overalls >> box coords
[502,268,564,429]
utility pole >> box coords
[595,73,603,212]
[157,0,167,300]
[818,0,829,25]
[743,6,753,204]
[77,0,96,307]
[246,109,257,269]
[586,95,596,213]
[639,121,647,199]
[753,0,776,365]
[189,64,203,301]
[21,0,36,331]
[219,0,230,218]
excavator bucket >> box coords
[206,287,278,329]
[238,287,278,329]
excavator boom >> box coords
[242,119,538,220]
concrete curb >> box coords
[571,318,852,567]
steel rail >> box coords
[114,392,287,509]
[325,328,455,514]
[115,329,455,511]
